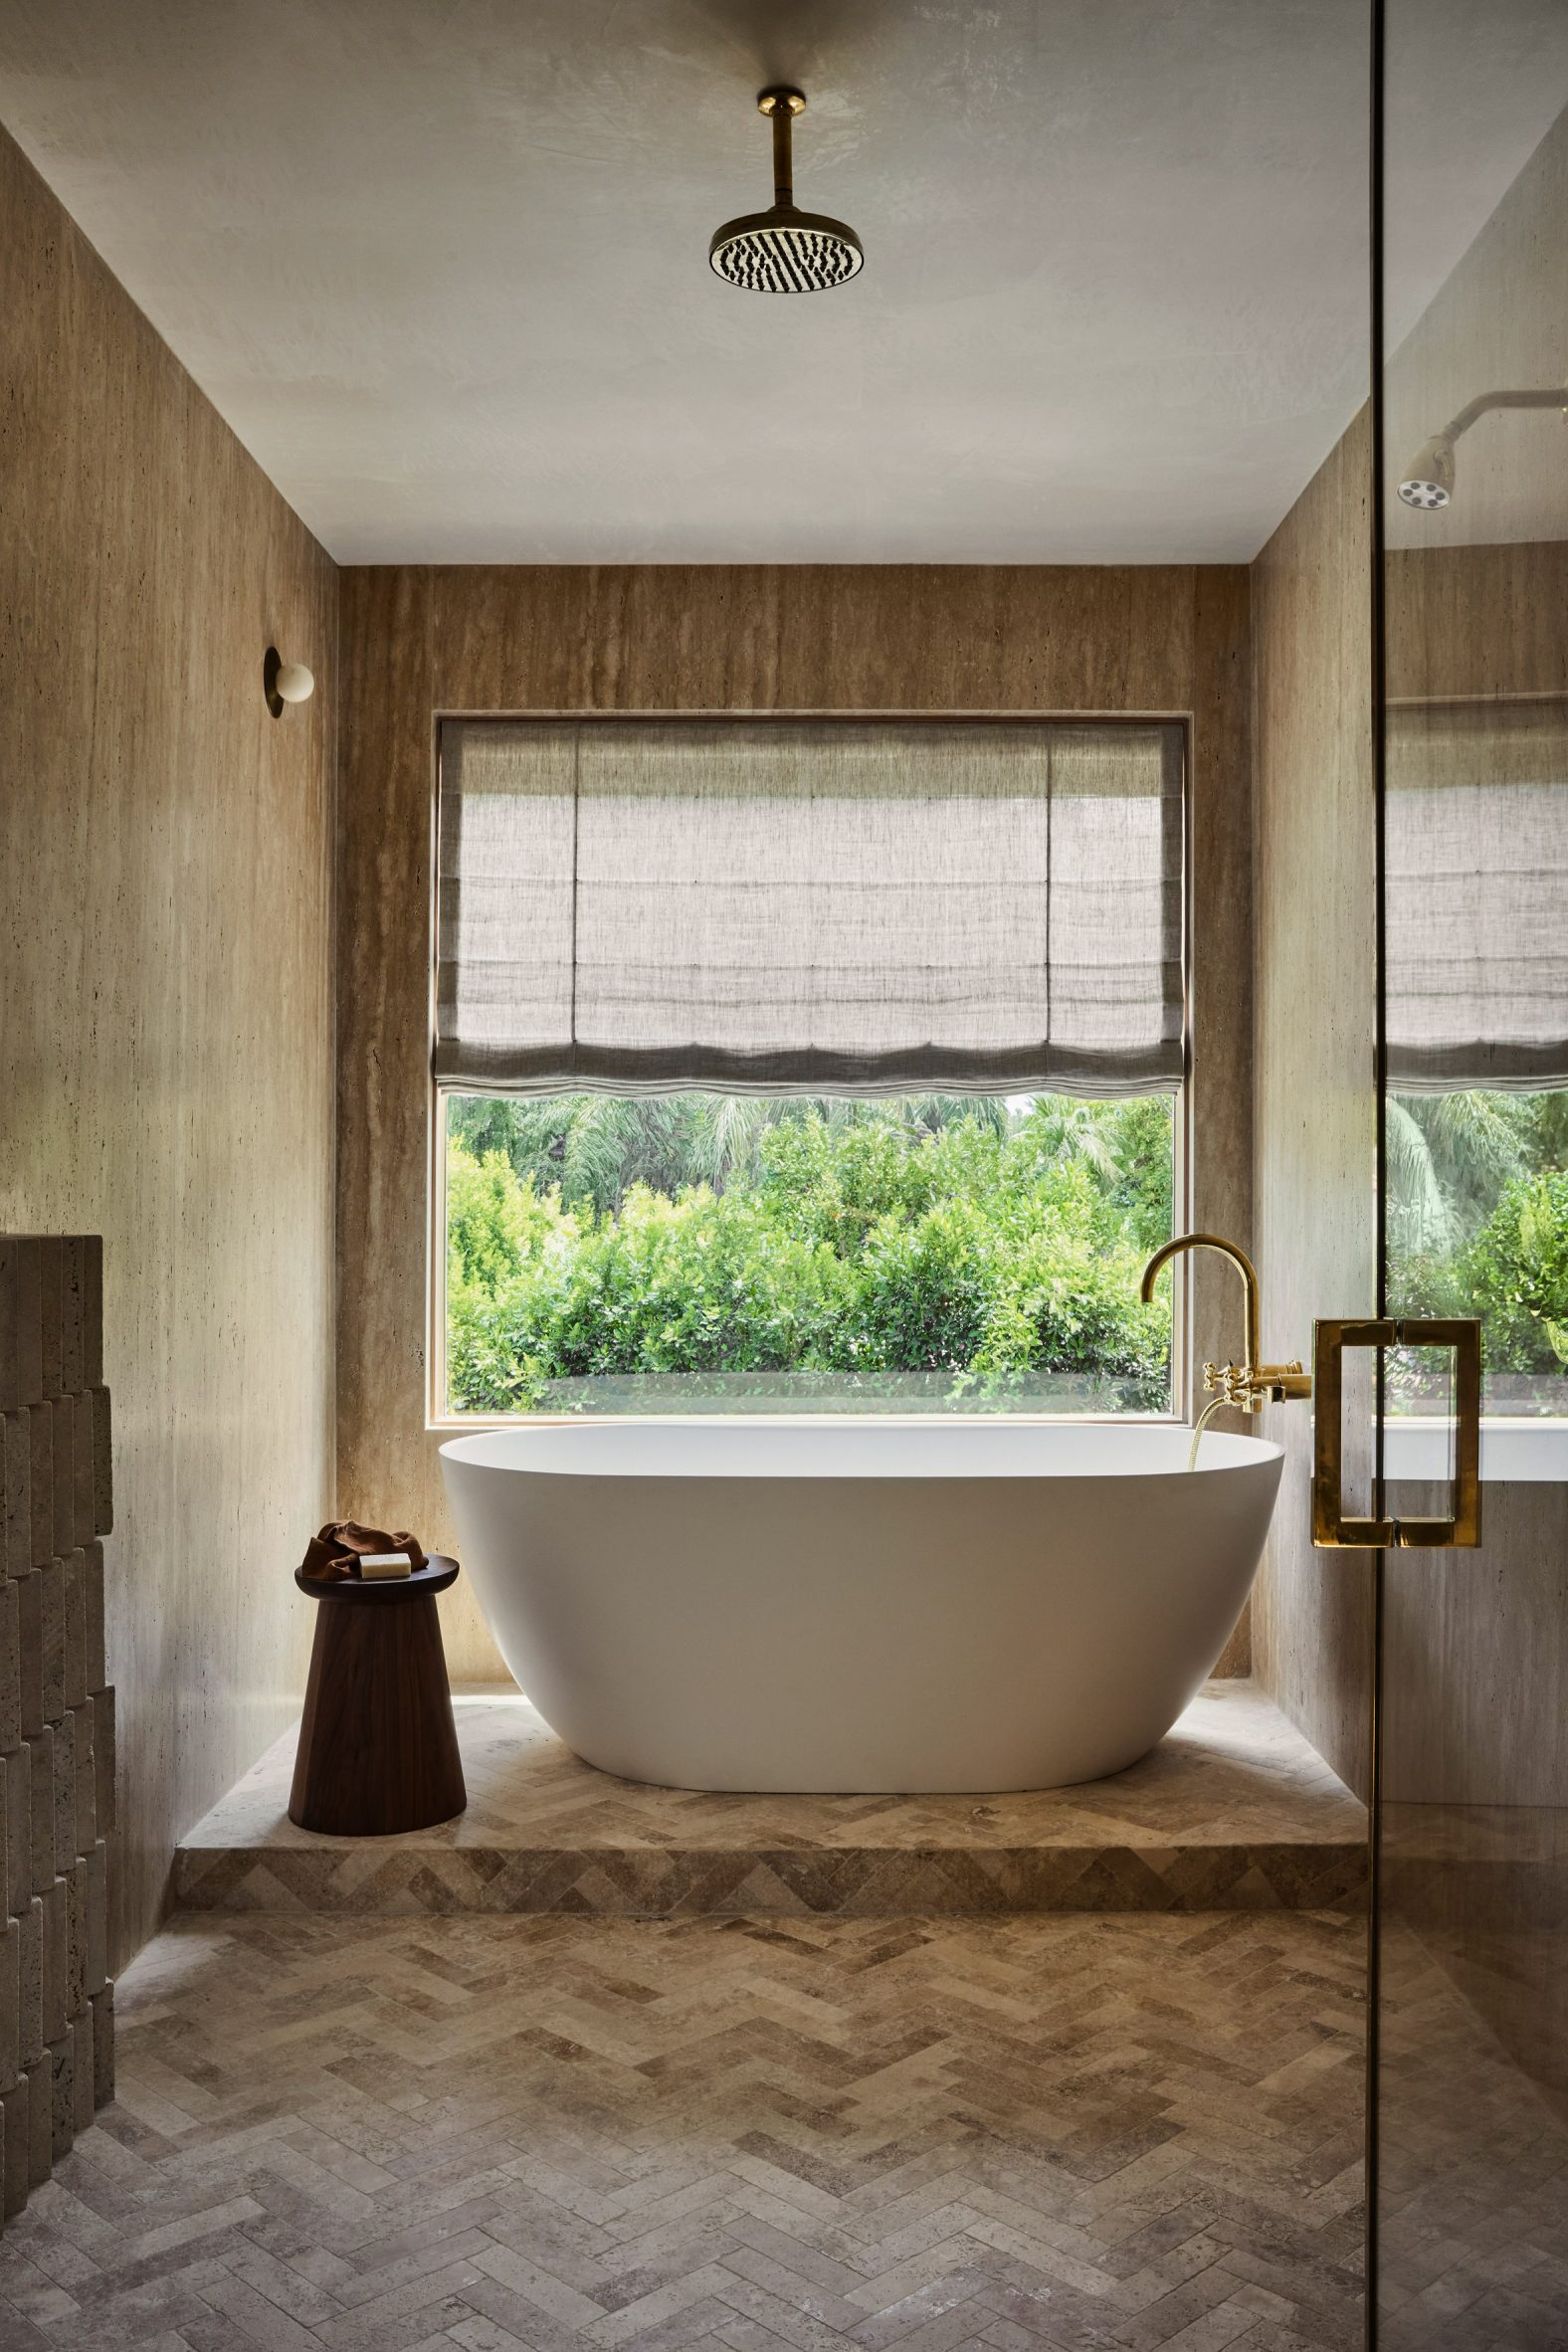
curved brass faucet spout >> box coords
[1139,1231,1309,1416]
[1140,1232,1261,1368]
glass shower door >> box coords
[1372,13,1568,2344]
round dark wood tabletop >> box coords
[294,1553,460,1606]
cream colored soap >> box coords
[359,1551,412,1580]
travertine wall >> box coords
[1249,106,1568,1806]
[1248,414,1378,1800]
[0,1238,115,2220]
[0,124,338,1963]
[335,565,1256,1681]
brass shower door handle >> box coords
[1311,1316,1481,1549]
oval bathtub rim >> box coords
[438,1417,1285,1481]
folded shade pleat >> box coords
[435,717,1186,1099]
[1386,697,1568,1092]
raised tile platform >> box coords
[173,1678,1367,1917]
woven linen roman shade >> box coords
[1387,698,1568,1091]
[436,718,1185,1096]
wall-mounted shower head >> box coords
[1398,386,1566,514]
[709,87,864,293]
[1398,434,1455,510]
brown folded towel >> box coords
[299,1520,428,1582]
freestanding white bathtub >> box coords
[440,1420,1283,1793]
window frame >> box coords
[425,708,1194,1433]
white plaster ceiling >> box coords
[0,1,1564,563]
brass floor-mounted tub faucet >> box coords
[1140,1233,1312,1416]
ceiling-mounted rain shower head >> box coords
[1398,385,1567,512]
[709,87,864,293]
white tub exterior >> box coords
[440,1421,1284,1793]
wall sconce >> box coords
[264,645,315,717]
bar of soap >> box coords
[359,1551,413,1581]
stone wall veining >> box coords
[0,124,338,1966]
[335,564,1255,1683]
[1249,412,1378,1801]
[1248,104,1568,1808]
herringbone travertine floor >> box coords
[1378,1923,1568,2348]
[0,1908,1367,2351]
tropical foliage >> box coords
[1387,1091,1568,1400]
[444,1092,1175,1415]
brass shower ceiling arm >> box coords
[762,85,805,208]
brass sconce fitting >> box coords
[264,645,314,717]
[1140,1233,1311,1416]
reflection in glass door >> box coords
[1374,8,1568,2343]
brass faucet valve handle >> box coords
[1205,1360,1254,1409]
[1252,1360,1312,1404]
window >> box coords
[442,1088,1175,1417]
[433,717,1186,1421]
[1387,1088,1568,1417]
[1385,698,1568,1418]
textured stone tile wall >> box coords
[1,123,335,1969]
[0,1236,114,2224]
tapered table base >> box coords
[289,1556,467,1836]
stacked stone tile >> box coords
[0,1236,115,2224]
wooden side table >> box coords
[289,1555,467,1835]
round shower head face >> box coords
[1398,435,1456,510]
[708,206,864,293]
[1399,475,1452,511]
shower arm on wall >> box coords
[1140,1232,1312,1416]
[1437,385,1568,442]
[1401,384,1568,507]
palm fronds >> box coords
[1385,1097,1453,1255]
